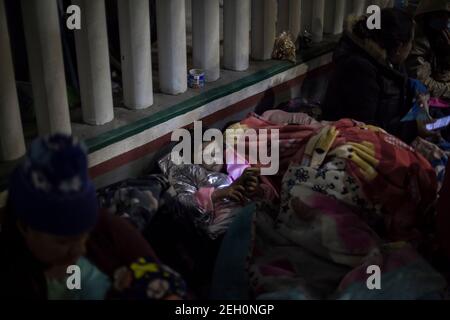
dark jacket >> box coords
[322,18,418,143]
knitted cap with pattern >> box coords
[8,134,98,236]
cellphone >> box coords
[426,115,450,131]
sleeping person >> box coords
[159,129,277,240]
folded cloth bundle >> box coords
[272,32,296,63]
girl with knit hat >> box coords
[0,134,186,300]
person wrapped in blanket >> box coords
[215,112,450,299]
[0,134,186,300]
[158,126,278,240]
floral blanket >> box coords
[244,116,447,299]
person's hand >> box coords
[415,93,440,139]
[416,93,433,121]
[417,93,431,116]
[212,184,246,203]
[236,167,261,196]
[417,118,441,140]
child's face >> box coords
[391,29,414,65]
[19,223,89,268]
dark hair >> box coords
[353,8,414,54]
[421,11,450,53]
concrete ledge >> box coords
[84,41,336,154]
[0,38,338,195]
[86,41,336,171]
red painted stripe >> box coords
[89,64,332,178]
[89,98,257,178]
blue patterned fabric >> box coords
[401,79,430,122]
[97,174,178,232]
[111,256,187,300]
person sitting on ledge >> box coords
[322,8,436,144]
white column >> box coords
[278,0,289,34]
[288,0,302,41]
[223,0,250,71]
[344,0,353,19]
[73,0,114,125]
[0,0,25,161]
[21,0,71,135]
[333,0,346,34]
[384,0,395,7]
[353,0,366,16]
[118,0,153,110]
[368,0,381,7]
[312,0,325,43]
[251,0,277,61]
[192,0,220,82]
[324,0,334,34]
[301,0,313,33]
[277,0,302,41]
[156,0,187,95]
[372,0,383,7]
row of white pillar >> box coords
[0,0,392,161]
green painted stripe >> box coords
[85,42,336,153]
[0,42,337,193]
